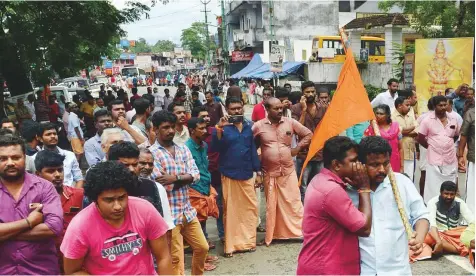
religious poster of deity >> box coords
[414,37,474,111]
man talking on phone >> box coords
[0,134,63,275]
[34,150,84,273]
[212,96,261,257]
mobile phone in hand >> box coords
[228,115,244,124]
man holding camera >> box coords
[212,96,261,257]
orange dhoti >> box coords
[412,226,470,261]
[263,170,303,246]
[188,187,219,222]
[221,175,258,254]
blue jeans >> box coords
[295,159,323,203]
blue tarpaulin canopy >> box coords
[231,54,305,79]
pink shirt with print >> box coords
[60,197,168,275]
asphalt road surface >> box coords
[138,85,474,275]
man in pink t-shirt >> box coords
[297,136,372,275]
[60,161,173,275]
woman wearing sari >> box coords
[364,104,404,172]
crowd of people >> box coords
[0,73,474,275]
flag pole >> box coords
[338,28,413,238]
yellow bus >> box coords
[312,35,385,63]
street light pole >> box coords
[201,0,211,70]
[221,0,228,78]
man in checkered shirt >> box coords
[149,110,208,275]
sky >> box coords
[112,0,221,46]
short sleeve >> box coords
[145,201,169,240]
[418,117,429,136]
[461,111,472,137]
[60,217,89,259]
[324,187,366,233]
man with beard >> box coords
[392,96,418,180]
[0,135,63,275]
[33,123,84,188]
[84,109,113,166]
[192,106,224,242]
[149,110,207,275]
[34,150,84,273]
[252,98,312,246]
[108,142,164,217]
[348,136,429,274]
[137,148,174,231]
[419,181,474,259]
[168,102,190,146]
[108,99,146,145]
[371,78,399,111]
[204,91,224,125]
[291,81,327,202]
[212,97,261,257]
[185,117,220,271]
[60,161,173,275]
[418,96,460,203]
[251,87,273,122]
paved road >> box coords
[138,85,474,275]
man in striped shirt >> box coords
[149,110,208,275]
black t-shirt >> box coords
[129,178,163,217]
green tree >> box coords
[130,38,152,53]
[379,1,475,38]
[0,1,150,97]
[152,40,176,52]
[180,22,216,61]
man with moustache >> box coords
[212,97,261,257]
[251,86,274,122]
[192,106,225,243]
[371,78,400,111]
[168,102,190,146]
[253,98,312,246]
[291,81,327,202]
[418,96,460,203]
[34,150,84,273]
[392,96,418,180]
[0,135,63,275]
[149,110,208,275]
[420,181,474,259]
[108,99,146,145]
[33,123,84,188]
[84,109,113,166]
[348,136,429,274]
[185,117,220,270]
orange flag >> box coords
[299,29,376,184]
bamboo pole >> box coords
[371,120,413,238]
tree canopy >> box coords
[180,22,216,61]
[129,38,176,53]
[130,38,153,53]
[378,1,475,38]
[0,1,150,95]
[153,40,176,52]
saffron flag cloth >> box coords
[299,29,376,184]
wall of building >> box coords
[307,62,395,88]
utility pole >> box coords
[201,0,211,70]
[221,0,228,78]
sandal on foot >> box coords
[206,255,219,262]
[256,226,266,232]
[224,253,233,258]
[204,262,217,271]
[257,239,266,246]
[247,247,257,253]
[208,240,216,249]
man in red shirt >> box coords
[297,136,372,275]
[251,87,273,122]
[34,150,84,273]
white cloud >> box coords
[112,0,221,46]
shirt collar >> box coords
[320,168,346,188]
[264,116,285,124]
[386,90,398,99]
[188,138,204,149]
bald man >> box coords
[252,97,312,246]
